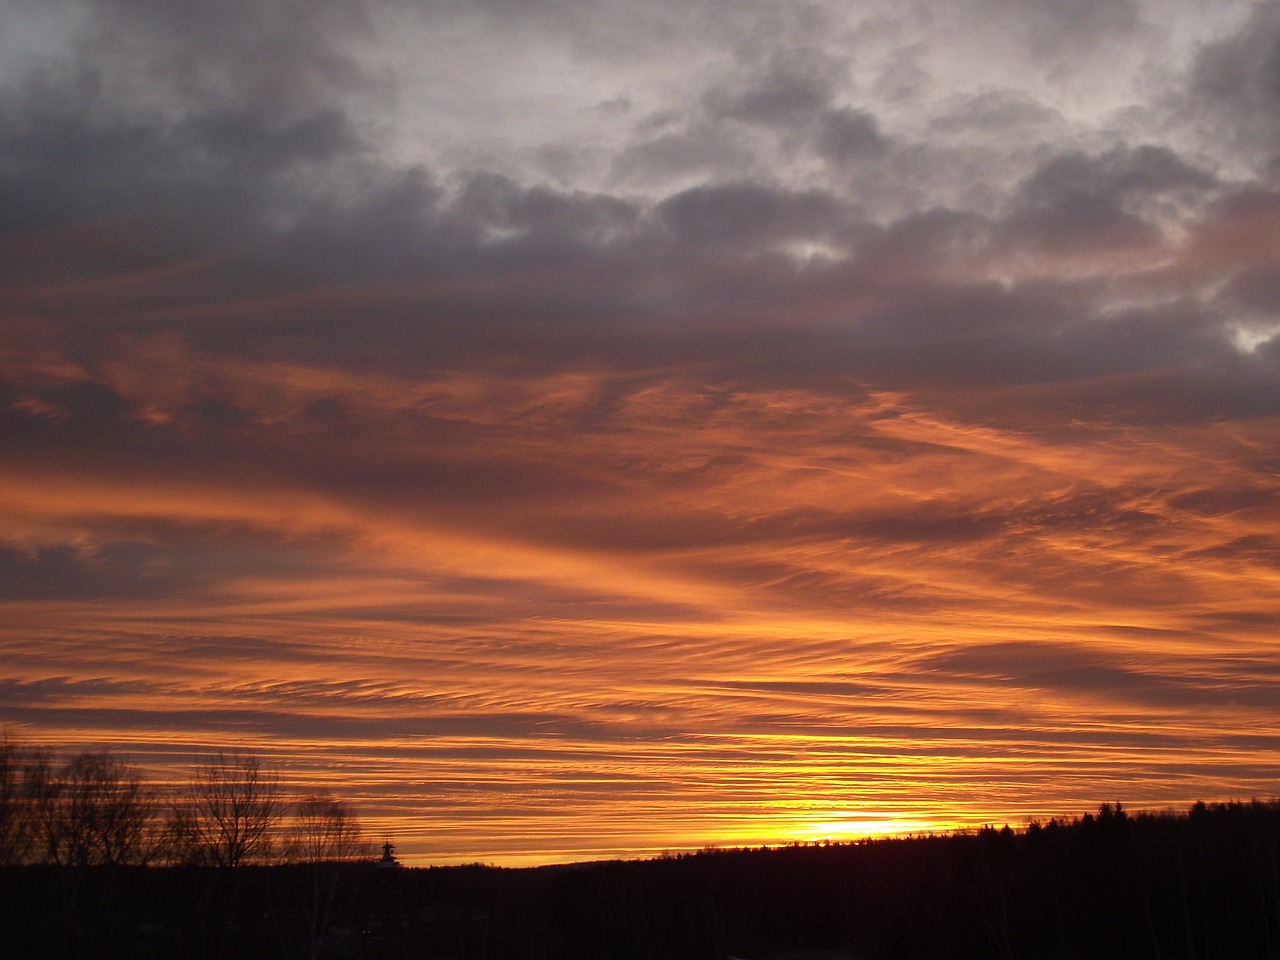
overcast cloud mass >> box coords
[3,0,1280,864]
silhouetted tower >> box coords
[378,839,400,868]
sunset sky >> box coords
[3,0,1280,866]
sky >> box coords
[2,0,1280,866]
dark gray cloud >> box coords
[1188,1,1280,162]
[76,0,376,113]
[982,0,1144,59]
[609,119,759,188]
[929,90,1065,139]
[703,56,845,129]
[815,107,888,164]
[1,0,1267,422]
[1008,144,1218,244]
[655,181,848,250]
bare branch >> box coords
[176,750,283,867]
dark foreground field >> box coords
[4,801,1280,960]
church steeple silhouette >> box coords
[378,839,400,868]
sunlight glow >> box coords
[791,816,945,844]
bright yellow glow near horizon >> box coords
[791,817,946,845]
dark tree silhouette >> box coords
[28,750,156,867]
[281,792,373,960]
[0,735,35,865]
[170,749,282,867]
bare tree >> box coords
[0,735,34,865]
[29,751,156,866]
[283,793,373,960]
[23,750,61,864]
[175,750,282,866]
[287,793,368,864]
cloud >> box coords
[455,172,639,245]
[703,56,845,129]
[1186,0,1280,165]
[929,90,1065,140]
[815,107,888,164]
[914,640,1280,711]
[655,181,848,252]
[73,0,375,113]
[3,0,1280,865]
[1008,144,1219,252]
[981,0,1145,60]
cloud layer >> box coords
[2,0,1279,863]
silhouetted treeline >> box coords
[5,798,1280,959]
[505,801,1280,960]
[1,736,374,960]
[0,738,369,869]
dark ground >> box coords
[4,800,1280,960]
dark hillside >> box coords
[4,801,1280,960]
